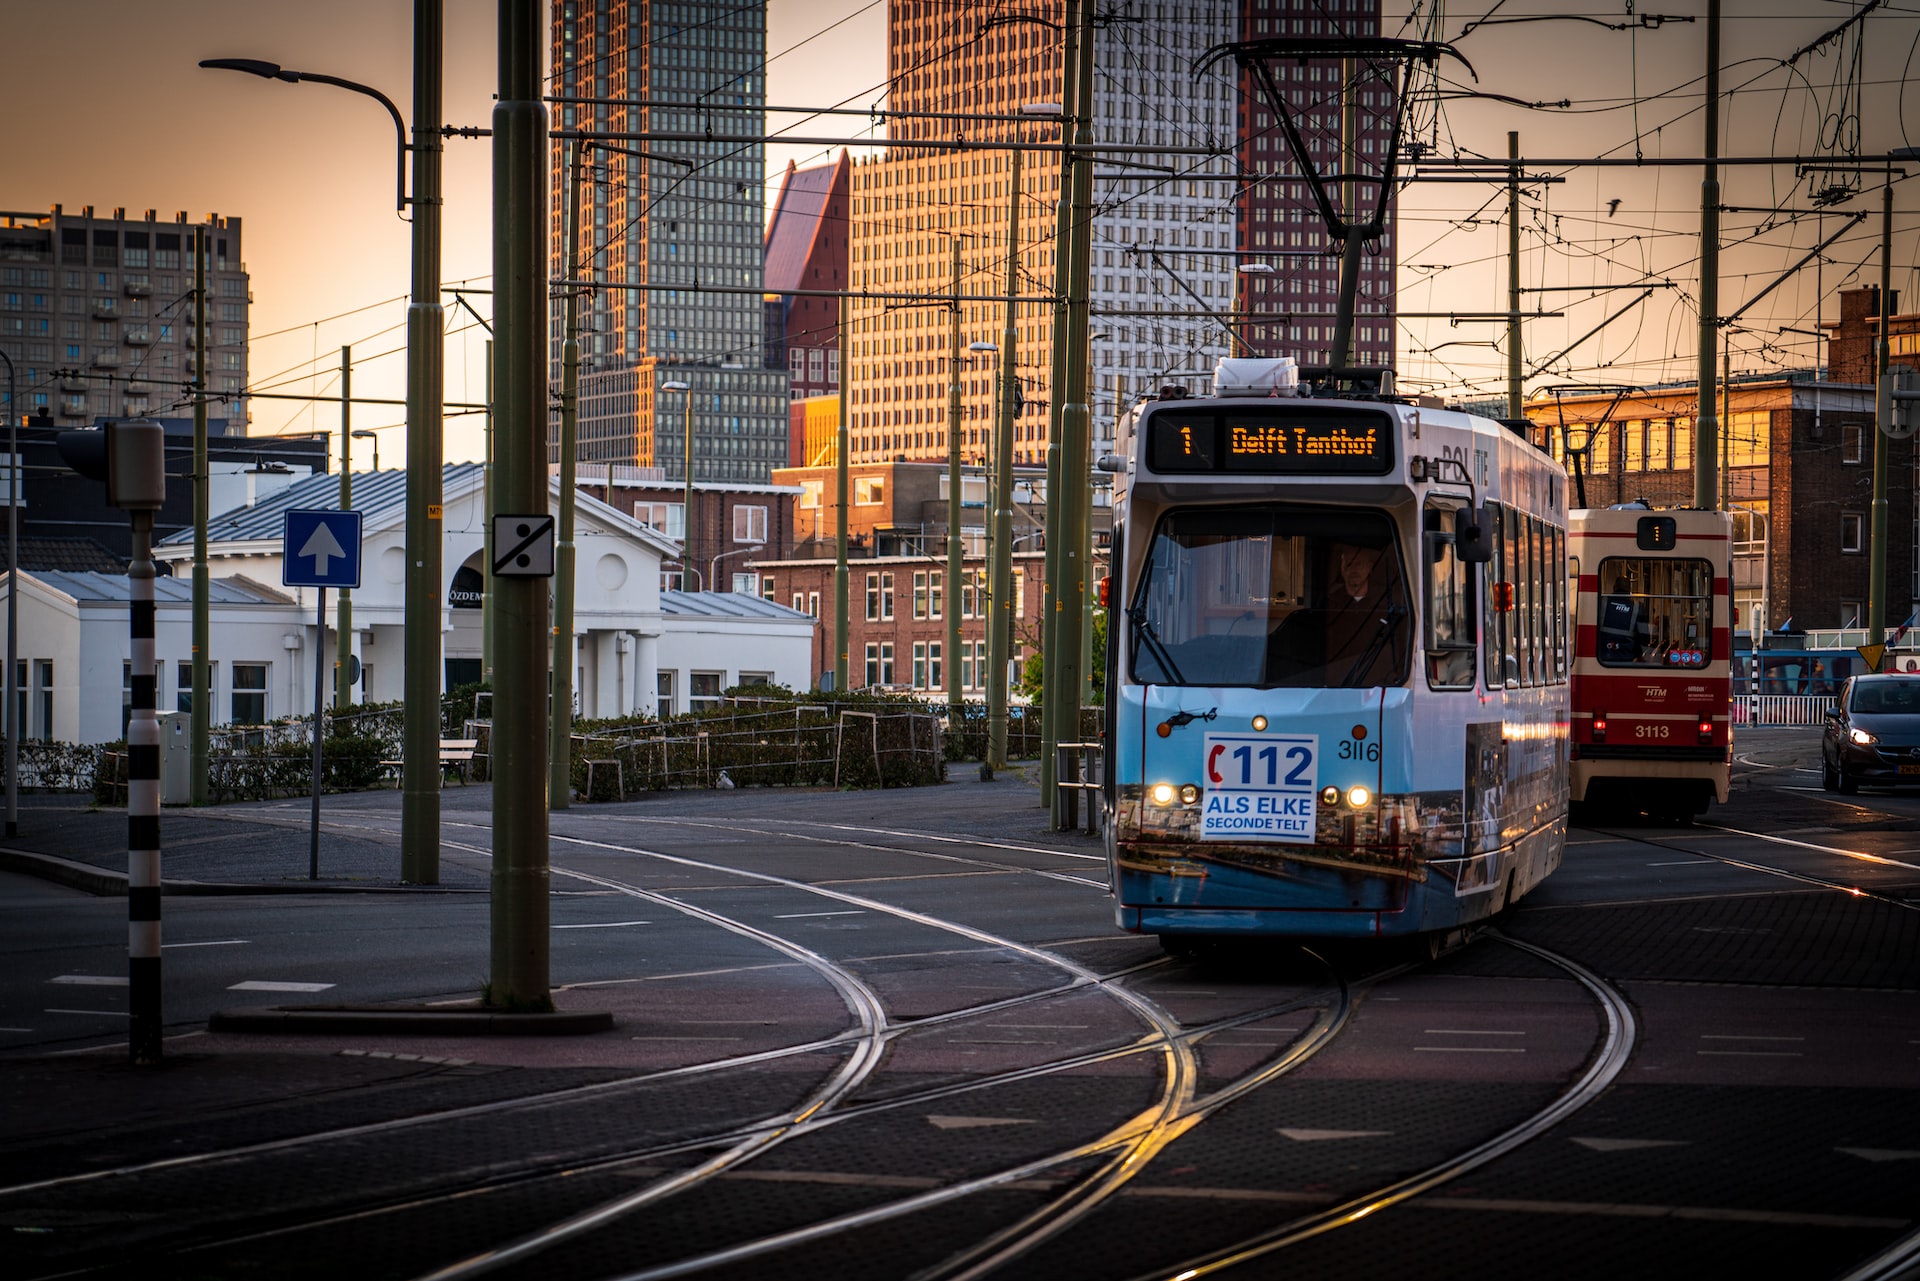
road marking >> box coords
[1415,1046,1525,1053]
[1836,1148,1920,1162]
[48,975,127,986]
[227,981,335,993]
[1700,1034,1804,1042]
[554,920,652,929]
[1694,822,1920,872]
[0,1026,36,1032]
[629,1036,742,1042]
[949,1037,1054,1045]
[46,1009,130,1017]
[986,1023,1090,1030]
[1279,1128,1390,1142]
[161,939,250,949]
[772,910,866,919]
[1646,860,1713,867]
[1571,1137,1689,1153]
[1697,1050,1802,1057]
[927,1115,1037,1130]
[1422,1029,1525,1036]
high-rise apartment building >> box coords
[548,0,788,481]
[0,206,249,428]
[1235,0,1396,369]
[845,1,1237,467]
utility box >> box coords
[156,712,192,805]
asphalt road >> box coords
[0,729,1916,1281]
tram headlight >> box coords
[1320,785,1340,806]
[1179,783,1200,805]
[1849,727,1879,746]
[1346,785,1372,809]
[1149,783,1178,806]
[1251,715,1269,732]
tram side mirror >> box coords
[1454,505,1495,564]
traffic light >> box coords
[54,419,166,511]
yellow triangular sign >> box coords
[1858,643,1886,672]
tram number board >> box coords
[1146,409,1394,476]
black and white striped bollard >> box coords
[127,509,162,1064]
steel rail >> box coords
[1125,934,1637,1281]
[1587,824,1920,913]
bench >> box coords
[379,739,480,785]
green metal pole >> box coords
[946,240,964,715]
[987,147,1021,772]
[1040,0,1080,810]
[1694,0,1721,510]
[1053,0,1095,824]
[190,226,209,805]
[551,142,581,809]
[1507,132,1523,420]
[482,339,495,683]
[335,346,353,711]
[490,0,550,1009]
[1328,57,1364,370]
[401,0,446,884]
[683,378,696,586]
[1870,181,1892,650]
[834,295,849,693]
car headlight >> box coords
[1849,727,1878,746]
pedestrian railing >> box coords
[1734,695,1834,727]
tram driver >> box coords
[1267,541,1405,686]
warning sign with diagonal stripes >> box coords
[492,514,556,578]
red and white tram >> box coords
[1568,504,1734,819]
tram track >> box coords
[1584,823,1920,913]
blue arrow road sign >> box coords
[282,509,364,589]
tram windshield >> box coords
[1129,506,1410,688]
[1596,556,1713,667]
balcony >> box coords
[90,350,121,368]
[124,329,151,346]
[58,400,88,418]
[124,280,150,297]
[90,300,118,320]
[58,372,89,392]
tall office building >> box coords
[0,206,249,428]
[845,1,1237,467]
[548,0,788,481]
[1235,0,1396,369]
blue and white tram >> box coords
[1102,361,1571,945]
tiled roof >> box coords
[159,464,484,545]
[16,536,124,574]
[660,590,814,621]
[32,571,292,606]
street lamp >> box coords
[661,379,692,588]
[1234,262,1276,357]
[198,60,409,211]
[203,14,445,885]
[709,544,761,594]
[350,429,379,473]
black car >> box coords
[1821,673,1920,792]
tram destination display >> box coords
[1146,407,1395,476]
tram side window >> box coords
[1483,505,1507,690]
[1553,525,1569,679]
[1422,501,1476,689]
[1596,556,1713,667]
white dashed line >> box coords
[554,920,652,929]
[772,910,866,919]
[48,975,127,986]
[227,981,335,993]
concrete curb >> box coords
[208,1006,616,1036]
[0,847,485,897]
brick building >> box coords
[1523,367,1908,634]
[763,155,849,405]
[568,465,801,594]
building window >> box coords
[730,572,759,594]
[864,641,879,687]
[761,578,777,601]
[928,640,942,690]
[656,670,675,712]
[1841,512,1864,554]
[855,476,885,505]
[634,501,685,539]
[1841,600,1864,628]
[793,592,805,612]
[1012,568,1026,618]
[690,671,724,712]
[913,570,930,619]
[34,660,52,742]
[732,504,767,544]
[929,570,943,620]
[866,571,881,621]
[912,641,929,689]
[739,671,773,689]
[661,570,685,592]
[880,572,894,619]
[1842,422,1864,464]
[231,663,267,725]
[808,590,820,617]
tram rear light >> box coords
[1698,718,1713,742]
[1346,785,1372,809]
[1592,712,1607,742]
[1320,786,1340,806]
[1251,714,1268,731]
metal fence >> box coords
[1733,695,1832,727]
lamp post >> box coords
[709,545,761,593]
[987,146,1021,774]
[1234,262,1275,357]
[199,8,445,888]
[351,429,379,472]
[661,379,692,587]
[0,345,15,837]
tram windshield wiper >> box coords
[1342,603,1406,687]
[1129,605,1187,686]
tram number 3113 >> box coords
[1634,723,1671,739]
